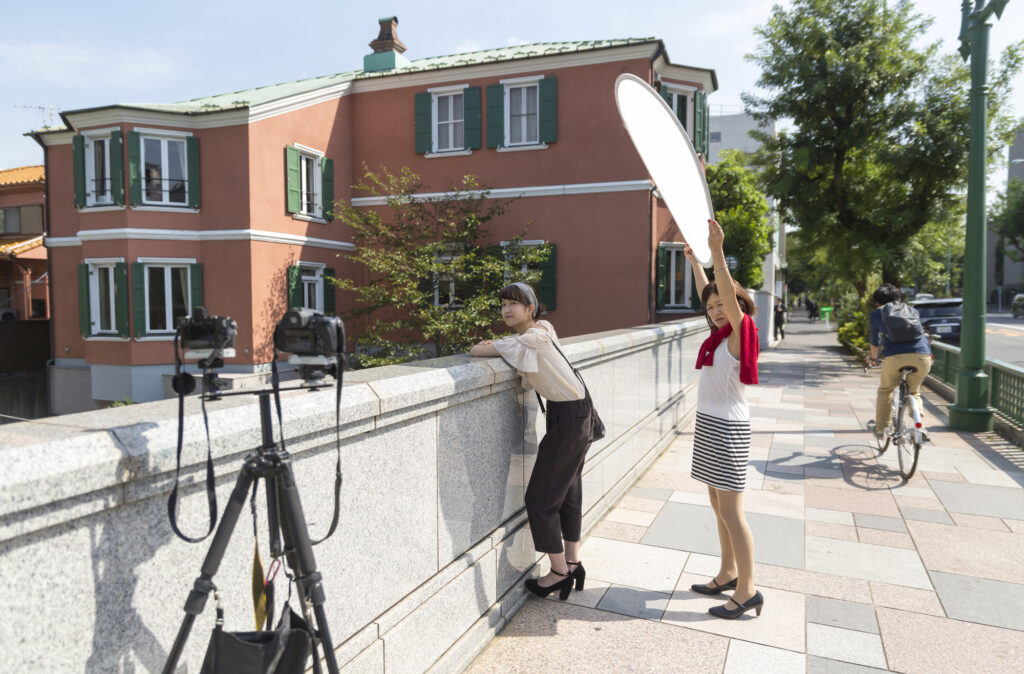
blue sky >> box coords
[2,0,1021,175]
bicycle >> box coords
[864,361,924,480]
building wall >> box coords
[988,128,1024,303]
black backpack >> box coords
[880,302,924,342]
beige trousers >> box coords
[876,353,933,430]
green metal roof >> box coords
[105,38,660,116]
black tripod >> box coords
[162,392,339,674]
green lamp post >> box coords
[949,0,1009,431]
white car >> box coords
[914,293,935,301]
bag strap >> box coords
[535,337,590,415]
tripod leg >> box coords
[162,463,256,674]
[274,461,340,674]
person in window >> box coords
[682,220,764,620]
[470,282,592,601]
[866,283,933,441]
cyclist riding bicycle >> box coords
[866,283,933,442]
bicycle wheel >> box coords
[868,419,890,454]
[895,394,921,480]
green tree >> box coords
[331,165,551,367]
[745,0,1022,290]
[990,177,1024,262]
[705,149,773,288]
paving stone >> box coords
[948,512,1010,531]
[643,502,805,569]
[629,485,673,501]
[853,513,907,532]
[581,536,688,594]
[605,507,657,527]
[724,639,805,674]
[806,507,854,526]
[899,505,953,524]
[806,596,879,634]
[543,578,610,609]
[617,495,668,514]
[749,562,873,603]
[682,552,723,578]
[589,520,647,544]
[669,490,710,506]
[806,520,858,542]
[766,464,805,476]
[805,536,932,589]
[806,623,887,669]
[894,494,947,512]
[888,485,939,500]
[662,573,805,652]
[1004,518,1024,533]
[596,584,671,620]
[742,490,804,519]
[868,581,945,617]
[805,655,889,673]
[929,571,1024,632]
[907,520,1024,584]
[805,485,901,517]
[929,480,1024,519]
[876,606,1024,672]
[922,470,966,483]
[856,528,915,550]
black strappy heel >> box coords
[690,577,738,595]
[567,560,586,591]
[525,568,574,601]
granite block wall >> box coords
[0,317,706,673]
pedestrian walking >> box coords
[807,299,817,322]
[773,300,786,340]
[682,220,764,619]
[470,282,593,601]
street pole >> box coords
[949,0,1009,432]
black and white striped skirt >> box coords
[691,412,751,492]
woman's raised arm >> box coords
[708,220,744,333]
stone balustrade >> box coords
[0,317,706,673]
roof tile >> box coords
[0,165,45,186]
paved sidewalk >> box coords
[467,319,1024,673]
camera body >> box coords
[274,308,343,357]
[177,307,238,351]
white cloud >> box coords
[0,42,192,91]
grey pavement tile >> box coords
[595,584,671,620]
[806,507,855,526]
[580,536,688,594]
[853,513,908,533]
[768,448,842,471]
[929,480,1024,520]
[806,623,887,669]
[643,502,805,569]
[724,640,805,673]
[899,506,953,524]
[765,466,804,478]
[805,536,932,589]
[805,655,889,674]
[930,571,1024,632]
[630,486,673,501]
[806,596,879,634]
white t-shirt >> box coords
[696,339,750,421]
[492,320,586,402]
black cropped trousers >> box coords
[525,397,593,554]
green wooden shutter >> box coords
[127,132,142,205]
[321,158,334,221]
[656,247,667,310]
[486,84,504,148]
[693,91,706,155]
[539,77,558,144]
[131,262,146,336]
[72,135,86,208]
[464,87,482,150]
[187,136,200,209]
[78,263,90,336]
[676,95,688,130]
[414,92,432,154]
[115,262,129,337]
[285,146,300,214]
[323,268,336,314]
[287,266,302,309]
[190,263,203,310]
[703,95,711,157]
[690,262,702,308]
[110,131,125,205]
[660,84,673,106]
[537,244,557,310]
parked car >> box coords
[914,293,935,301]
[1012,293,1024,318]
[910,298,962,344]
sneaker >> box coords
[867,419,884,441]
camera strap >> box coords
[167,331,219,543]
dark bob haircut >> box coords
[499,283,545,318]
[700,280,757,331]
[872,283,901,306]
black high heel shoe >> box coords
[567,560,586,591]
[525,568,574,601]
[709,590,764,619]
[690,577,737,595]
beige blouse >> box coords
[493,320,586,402]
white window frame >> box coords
[294,143,324,219]
[501,75,543,148]
[430,85,465,154]
[499,239,545,278]
[85,257,124,335]
[662,83,696,136]
[139,131,191,207]
[661,243,694,310]
[139,257,194,334]
[83,128,116,207]
[432,244,465,309]
[297,262,325,313]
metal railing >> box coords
[931,341,1024,427]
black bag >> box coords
[881,302,924,343]
[199,600,317,674]
[537,341,606,442]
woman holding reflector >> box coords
[683,221,764,619]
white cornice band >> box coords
[349,179,654,207]
[45,228,355,251]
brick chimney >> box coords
[364,16,411,72]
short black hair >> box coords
[499,283,545,318]
[872,283,901,305]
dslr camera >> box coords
[177,307,237,358]
[274,308,345,382]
